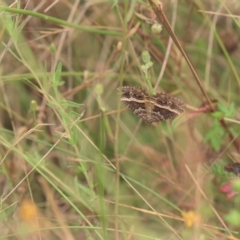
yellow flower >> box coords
[181,210,201,228]
[19,199,39,223]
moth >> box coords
[118,86,186,123]
[224,163,240,176]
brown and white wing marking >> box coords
[118,86,186,123]
[119,86,147,119]
[151,93,186,121]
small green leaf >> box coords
[141,51,151,64]
[145,61,153,68]
[69,111,84,118]
[217,102,235,118]
[217,102,228,113]
[59,100,83,108]
[227,102,235,117]
[204,119,224,151]
[4,13,14,35]
[225,210,240,226]
[57,81,65,86]
[52,62,63,87]
[211,112,224,118]
[68,128,78,146]
[55,62,62,83]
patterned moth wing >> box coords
[152,92,186,121]
[118,86,149,121]
[118,86,186,123]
